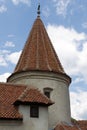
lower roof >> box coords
[54,121,87,130]
[0,82,53,120]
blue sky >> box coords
[0,0,87,120]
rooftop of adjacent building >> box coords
[54,120,87,130]
[0,82,87,129]
[0,82,53,120]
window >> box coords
[43,87,53,98]
[30,105,39,118]
[44,91,50,98]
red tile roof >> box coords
[14,87,53,106]
[0,83,25,120]
[0,82,87,129]
[9,17,70,80]
[78,120,87,129]
[0,83,53,120]
[54,121,87,130]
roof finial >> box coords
[37,2,40,17]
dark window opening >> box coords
[44,91,50,98]
[43,87,53,98]
[30,105,39,118]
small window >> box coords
[44,91,50,98]
[43,87,53,98]
[30,105,39,118]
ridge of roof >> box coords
[14,87,54,106]
[13,17,66,75]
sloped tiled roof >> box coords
[13,17,65,74]
[14,87,53,106]
[0,83,87,129]
[0,83,25,120]
[0,83,53,120]
[54,121,87,130]
[78,120,87,129]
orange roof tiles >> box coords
[0,83,53,120]
[54,121,87,130]
[0,83,25,120]
[13,17,66,75]
[55,123,78,130]
[78,120,87,129]
[14,87,53,106]
[0,83,87,128]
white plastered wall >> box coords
[19,105,49,130]
[8,71,71,129]
[0,106,48,130]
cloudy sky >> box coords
[0,0,87,120]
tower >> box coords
[7,5,71,129]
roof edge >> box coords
[0,117,23,121]
[7,70,71,85]
[14,101,54,106]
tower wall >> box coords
[8,71,71,129]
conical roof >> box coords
[13,16,65,74]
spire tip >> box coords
[37,3,40,17]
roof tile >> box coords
[0,83,25,120]
[13,17,65,74]
[78,120,87,129]
[54,121,87,130]
[14,87,53,106]
[0,83,53,120]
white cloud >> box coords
[0,55,7,66]
[12,0,31,6]
[53,0,71,17]
[70,90,87,120]
[0,50,10,66]
[47,24,87,83]
[7,51,21,64]
[0,50,21,81]
[0,73,11,82]
[4,41,15,47]
[0,50,21,66]
[0,5,7,13]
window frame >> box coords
[43,87,53,98]
[44,91,50,98]
[30,105,39,118]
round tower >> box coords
[7,16,71,129]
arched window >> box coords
[43,87,53,98]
